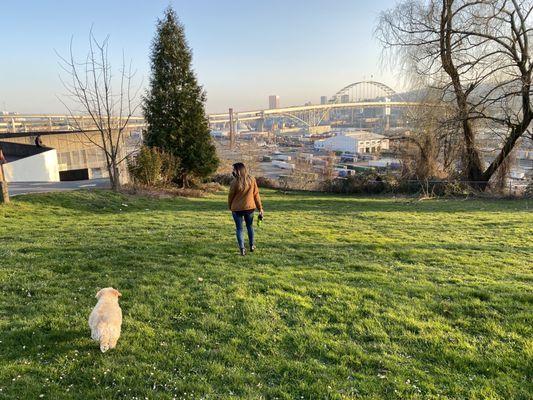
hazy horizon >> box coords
[1,0,402,115]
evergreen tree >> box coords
[143,7,218,186]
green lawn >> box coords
[0,189,531,399]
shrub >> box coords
[211,173,278,189]
[211,173,233,186]
[122,183,211,199]
[160,150,180,185]
[525,180,533,199]
[255,176,278,189]
[128,146,179,186]
[321,171,399,194]
[198,182,224,193]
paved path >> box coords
[7,178,110,196]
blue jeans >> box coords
[232,210,254,249]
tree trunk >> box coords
[440,0,486,190]
[481,110,532,185]
[111,162,121,192]
[0,165,9,204]
[461,119,484,182]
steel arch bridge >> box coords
[0,81,413,134]
[209,80,417,130]
[331,80,398,103]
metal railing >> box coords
[0,114,146,134]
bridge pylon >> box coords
[229,108,236,149]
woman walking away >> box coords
[228,163,264,256]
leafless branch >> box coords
[57,30,141,190]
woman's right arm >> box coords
[253,178,263,213]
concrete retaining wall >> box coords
[2,149,60,182]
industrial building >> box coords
[314,130,389,154]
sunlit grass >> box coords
[0,190,531,399]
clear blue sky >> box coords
[1,0,400,114]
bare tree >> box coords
[377,0,532,189]
[0,145,9,204]
[57,30,141,191]
[399,91,461,180]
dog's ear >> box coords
[113,289,122,298]
[95,289,103,299]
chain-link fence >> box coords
[325,178,531,196]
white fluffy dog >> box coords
[89,287,122,353]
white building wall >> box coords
[314,135,358,153]
[368,158,401,168]
[316,136,390,153]
[4,149,60,182]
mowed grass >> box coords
[0,189,531,400]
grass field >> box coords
[0,189,531,399]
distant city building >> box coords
[314,130,389,154]
[269,95,280,109]
[340,94,350,103]
[320,96,328,105]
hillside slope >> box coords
[0,190,531,399]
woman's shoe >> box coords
[250,245,256,252]
[240,248,246,256]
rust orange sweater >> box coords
[228,177,263,211]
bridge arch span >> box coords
[332,80,398,102]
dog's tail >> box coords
[98,323,112,353]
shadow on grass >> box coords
[12,189,528,216]
[1,325,92,363]
[8,236,529,275]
